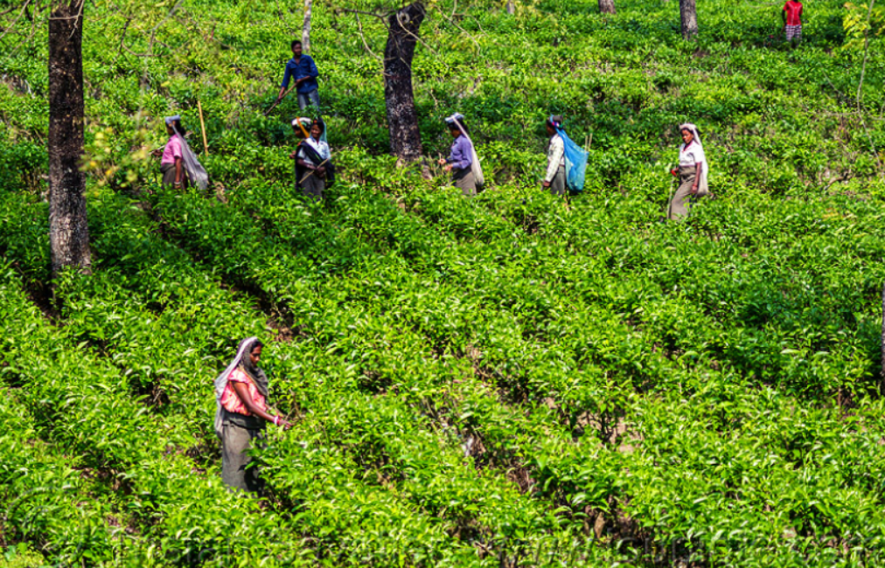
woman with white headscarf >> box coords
[437,113,479,197]
[668,123,709,220]
[152,115,209,190]
[214,337,291,493]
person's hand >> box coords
[670,168,679,176]
[151,148,163,158]
[437,158,447,166]
[542,181,551,188]
[690,185,698,195]
[174,180,182,187]
[289,151,298,159]
[443,164,453,173]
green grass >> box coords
[1,0,884,565]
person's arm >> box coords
[544,137,564,186]
[278,63,293,101]
[782,5,787,26]
[307,56,319,80]
[174,157,183,186]
[691,162,702,194]
[232,382,292,428]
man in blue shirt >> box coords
[276,40,320,111]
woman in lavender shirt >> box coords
[437,113,476,197]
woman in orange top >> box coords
[214,337,291,493]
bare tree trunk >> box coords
[384,2,425,164]
[881,282,885,391]
[302,0,312,53]
[679,0,698,40]
[49,0,91,278]
[598,0,616,15]
[506,1,515,14]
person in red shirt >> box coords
[782,0,803,46]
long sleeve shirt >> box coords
[446,135,473,170]
[545,134,565,182]
[281,55,319,95]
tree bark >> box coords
[598,0,616,15]
[679,0,698,39]
[302,0,312,54]
[506,1,515,14]
[49,0,91,278]
[384,2,425,164]
[881,282,885,391]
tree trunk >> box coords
[598,0,616,15]
[679,0,698,40]
[506,1,515,14]
[49,0,91,278]
[384,2,425,164]
[881,282,885,391]
[302,0,312,54]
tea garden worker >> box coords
[782,0,803,45]
[437,113,477,197]
[275,40,320,112]
[668,123,710,221]
[543,115,567,197]
[214,337,291,493]
[152,115,188,189]
[292,118,333,200]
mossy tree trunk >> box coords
[680,0,698,39]
[302,0,312,53]
[384,2,425,164]
[49,0,92,279]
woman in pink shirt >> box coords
[214,337,292,493]
[152,115,188,188]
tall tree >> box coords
[48,0,92,277]
[383,2,426,164]
[599,0,615,15]
[506,0,515,14]
[679,0,698,39]
[302,0,313,53]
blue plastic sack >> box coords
[556,127,588,191]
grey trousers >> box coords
[221,423,264,493]
[669,166,697,220]
[548,165,566,196]
[298,89,320,113]
[160,163,189,189]
[453,168,476,197]
[301,173,325,200]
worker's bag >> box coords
[173,129,209,191]
[556,127,588,192]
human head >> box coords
[292,117,311,138]
[444,113,468,137]
[249,341,263,365]
[679,123,701,146]
[291,40,303,57]
[164,115,183,136]
[310,118,325,139]
[546,115,563,136]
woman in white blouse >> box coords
[668,123,709,220]
[293,118,332,200]
[542,115,566,196]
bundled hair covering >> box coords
[166,116,209,191]
[213,337,269,438]
[679,122,709,195]
[546,115,564,129]
[443,112,483,187]
[292,117,312,137]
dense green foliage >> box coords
[1,0,885,565]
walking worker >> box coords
[276,40,320,111]
[214,337,291,493]
[153,115,188,189]
[543,115,566,196]
[668,123,709,221]
[291,118,332,200]
[437,113,477,197]
[782,0,803,45]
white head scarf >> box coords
[679,122,709,196]
[213,337,259,438]
[444,113,484,187]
